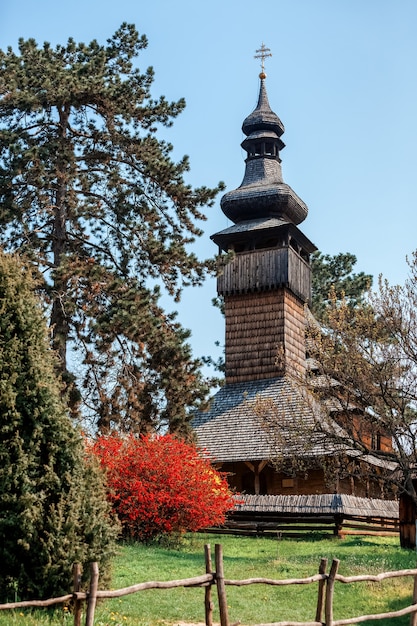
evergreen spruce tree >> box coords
[0,251,118,601]
[0,24,223,433]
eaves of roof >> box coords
[233,493,399,519]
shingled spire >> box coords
[212,59,316,383]
[220,74,307,226]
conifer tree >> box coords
[0,24,223,433]
[0,251,118,601]
[311,250,372,321]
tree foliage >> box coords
[0,24,223,434]
[0,251,118,602]
[90,433,236,541]
[251,250,417,528]
[311,250,372,321]
[306,250,417,504]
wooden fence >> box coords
[2,544,417,626]
[215,515,399,539]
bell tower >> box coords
[193,49,399,524]
[212,48,316,384]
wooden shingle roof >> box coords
[234,494,399,519]
[193,376,333,463]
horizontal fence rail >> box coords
[1,544,417,626]
[219,514,399,539]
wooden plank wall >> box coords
[217,247,311,303]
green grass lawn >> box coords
[1,533,417,626]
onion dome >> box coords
[220,76,308,226]
[242,79,285,138]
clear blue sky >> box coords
[1,0,416,369]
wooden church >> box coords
[193,48,398,531]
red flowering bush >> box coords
[89,434,235,541]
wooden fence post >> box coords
[410,570,417,626]
[315,558,328,624]
[85,562,99,626]
[72,563,82,626]
[204,544,214,626]
[324,559,339,626]
[215,544,230,626]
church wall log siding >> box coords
[269,469,328,496]
[223,464,360,497]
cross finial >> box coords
[254,43,272,78]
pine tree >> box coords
[0,24,223,433]
[311,250,372,321]
[0,251,118,601]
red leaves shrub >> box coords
[89,434,235,541]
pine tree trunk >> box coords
[51,106,70,377]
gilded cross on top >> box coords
[254,44,272,75]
